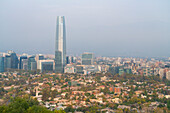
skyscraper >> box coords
[19,56,27,69]
[66,56,75,64]
[55,16,66,73]
[28,56,37,70]
[66,56,70,64]
[10,51,19,69]
[81,52,94,65]
[0,55,4,73]
[4,50,18,70]
[4,54,11,70]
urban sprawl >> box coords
[0,51,170,113]
[0,16,170,113]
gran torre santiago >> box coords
[55,16,66,73]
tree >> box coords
[54,109,66,113]
[90,94,96,99]
[64,106,75,112]
[0,105,8,113]
[7,97,30,113]
[27,105,52,113]
[89,104,99,113]
[42,88,50,101]
[168,99,170,110]
[0,87,7,97]
[0,96,39,113]
[0,96,52,113]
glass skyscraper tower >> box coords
[55,16,66,73]
[4,50,18,70]
[0,55,4,73]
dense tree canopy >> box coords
[0,96,65,113]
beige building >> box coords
[166,71,170,80]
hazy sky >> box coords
[0,0,170,57]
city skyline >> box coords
[0,1,170,112]
[0,0,170,57]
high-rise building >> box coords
[10,51,19,69]
[4,54,11,70]
[66,56,75,64]
[28,56,37,70]
[81,52,94,65]
[66,56,70,64]
[22,59,28,70]
[0,55,4,73]
[55,16,66,73]
[19,56,27,69]
[71,56,76,63]
[4,51,18,70]
[37,60,54,73]
[71,56,74,63]
[35,54,44,61]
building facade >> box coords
[37,60,54,73]
[55,16,66,73]
[10,51,19,69]
[0,56,4,73]
[19,56,27,69]
[4,51,18,70]
[166,71,170,80]
[35,54,44,62]
[4,55,11,70]
[22,59,28,70]
[28,56,37,70]
[81,53,94,65]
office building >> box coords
[22,59,28,70]
[66,56,75,64]
[28,56,37,70]
[4,51,18,70]
[0,55,4,73]
[37,60,54,73]
[35,54,44,61]
[81,52,94,65]
[4,55,11,70]
[19,56,27,69]
[55,16,66,73]
[71,56,74,63]
[66,56,70,64]
[10,51,19,69]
